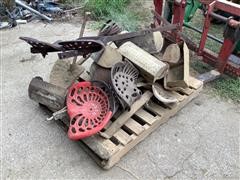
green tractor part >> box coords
[184,0,202,22]
[183,0,240,54]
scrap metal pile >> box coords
[0,0,79,29]
[21,19,191,141]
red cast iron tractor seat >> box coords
[66,81,112,140]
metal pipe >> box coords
[71,12,90,66]
[210,12,240,28]
[183,22,223,44]
[15,0,52,22]
[210,12,228,22]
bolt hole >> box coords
[72,127,76,133]
[132,93,138,97]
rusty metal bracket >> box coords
[58,39,105,59]
[98,20,122,36]
[20,37,105,59]
[77,23,178,45]
[21,23,177,59]
[20,37,62,57]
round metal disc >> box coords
[111,61,141,109]
[67,81,112,140]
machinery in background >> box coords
[183,0,240,57]
[0,0,78,29]
[154,0,240,77]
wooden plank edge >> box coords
[100,91,153,138]
[102,85,202,169]
[59,117,121,160]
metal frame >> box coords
[153,0,240,76]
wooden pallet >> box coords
[58,76,203,169]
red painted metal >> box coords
[154,0,163,25]
[200,0,240,16]
[67,81,112,140]
[198,0,240,75]
[217,39,235,72]
[152,0,240,76]
[198,1,215,54]
[214,0,240,17]
[201,0,240,75]
[172,0,186,31]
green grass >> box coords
[191,60,240,103]
[84,0,151,31]
[84,0,130,17]
[211,76,240,102]
[63,1,240,103]
[191,59,213,74]
[183,9,223,53]
[186,10,240,103]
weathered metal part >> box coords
[46,106,67,121]
[72,12,91,66]
[111,61,141,109]
[19,37,62,57]
[162,43,181,64]
[89,64,120,114]
[92,42,122,68]
[49,59,85,89]
[166,42,190,88]
[152,10,197,50]
[59,39,105,52]
[91,81,119,116]
[90,62,111,84]
[118,41,168,82]
[28,77,67,111]
[20,37,105,59]
[15,0,52,22]
[197,69,221,83]
[58,50,84,59]
[152,83,178,104]
[115,31,164,54]
[21,24,176,59]
[66,81,112,140]
[57,39,105,59]
[77,23,178,45]
[183,22,223,44]
[98,20,122,36]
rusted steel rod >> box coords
[15,0,52,22]
[183,22,223,44]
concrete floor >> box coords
[1,22,240,179]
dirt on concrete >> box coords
[1,21,239,179]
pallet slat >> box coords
[57,76,203,169]
[125,118,145,135]
[102,83,202,169]
[113,129,133,145]
[189,76,203,89]
[171,91,185,102]
[81,136,119,160]
[178,87,194,95]
[100,91,153,138]
[144,102,167,116]
[60,117,120,160]
[135,108,158,125]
